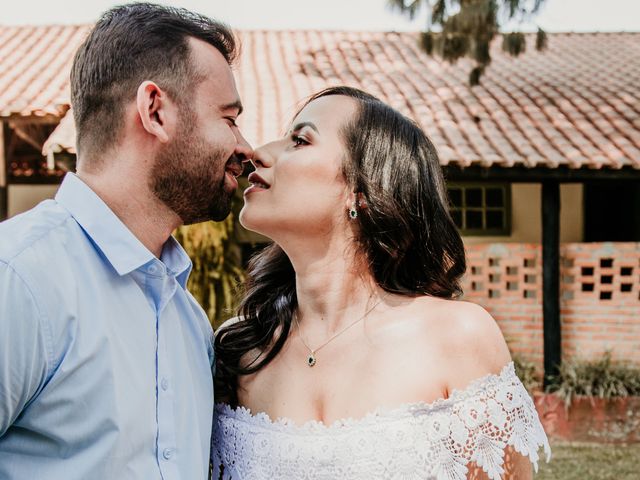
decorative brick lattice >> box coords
[464,244,541,301]
[562,245,640,302]
[462,243,640,370]
[462,244,544,368]
[559,243,640,364]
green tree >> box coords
[388,0,548,85]
[174,215,244,328]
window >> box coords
[448,183,511,236]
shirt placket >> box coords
[144,262,180,480]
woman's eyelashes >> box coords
[291,133,309,147]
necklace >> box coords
[293,295,385,367]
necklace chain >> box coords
[294,295,385,367]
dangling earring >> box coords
[348,203,358,220]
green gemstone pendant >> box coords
[307,353,317,367]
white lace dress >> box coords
[212,362,550,480]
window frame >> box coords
[447,182,512,236]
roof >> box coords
[0,25,89,118]
[1,26,639,169]
[42,106,76,154]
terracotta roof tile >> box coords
[1,25,639,169]
[0,25,90,117]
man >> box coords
[0,3,251,478]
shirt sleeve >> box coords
[0,261,49,437]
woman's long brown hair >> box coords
[215,86,466,405]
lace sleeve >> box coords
[433,363,551,480]
[211,434,223,480]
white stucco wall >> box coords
[8,184,60,218]
[7,182,585,244]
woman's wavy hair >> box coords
[215,86,466,404]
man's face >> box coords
[150,38,251,224]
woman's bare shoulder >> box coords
[408,297,512,389]
[408,296,501,337]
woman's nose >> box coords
[250,141,278,169]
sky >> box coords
[1,0,639,31]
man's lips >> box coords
[225,158,244,178]
[223,171,239,191]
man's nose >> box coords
[233,129,254,163]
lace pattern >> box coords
[212,362,551,479]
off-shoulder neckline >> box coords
[215,361,517,433]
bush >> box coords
[546,352,640,408]
[174,215,245,328]
[513,355,541,393]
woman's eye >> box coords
[225,117,238,127]
[291,135,308,147]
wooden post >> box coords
[0,121,7,221]
[542,181,561,386]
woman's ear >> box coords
[136,81,170,143]
[356,192,368,210]
[345,191,357,212]
[345,191,368,217]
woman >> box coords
[213,86,550,479]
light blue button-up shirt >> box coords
[0,173,214,479]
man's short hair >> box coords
[70,2,237,160]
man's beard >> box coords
[150,123,235,225]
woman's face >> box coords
[239,95,358,240]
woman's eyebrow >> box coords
[291,121,319,134]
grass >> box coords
[536,441,640,479]
[512,353,640,477]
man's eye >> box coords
[226,117,238,127]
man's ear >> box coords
[136,81,170,143]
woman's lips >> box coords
[245,172,271,195]
[244,184,265,195]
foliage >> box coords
[546,352,640,409]
[512,354,541,394]
[174,215,245,329]
[388,0,548,85]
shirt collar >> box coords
[55,173,192,284]
[160,236,193,288]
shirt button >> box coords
[163,448,173,460]
[148,265,158,274]
[161,378,169,391]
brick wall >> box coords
[462,242,640,371]
[560,243,640,364]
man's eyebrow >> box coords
[221,100,243,116]
[291,121,319,134]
